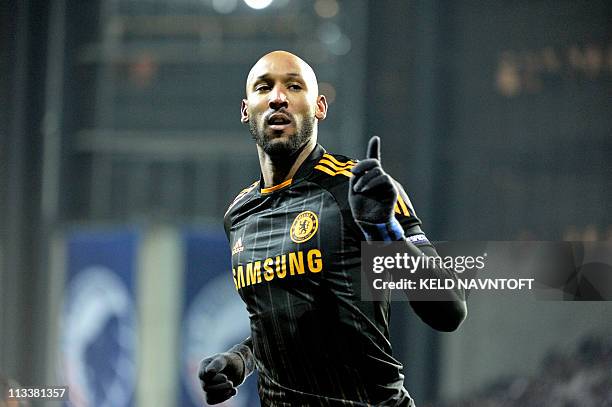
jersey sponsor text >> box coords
[232,249,323,290]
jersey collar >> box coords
[259,144,326,194]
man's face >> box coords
[241,52,327,156]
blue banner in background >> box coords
[181,228,259,407]
[61,228,138,407]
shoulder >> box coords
[308,151,356,192]
[224,180,259,218]
[307,151,356,206]
[312,152,357,180]
[223,180,260,238]
[391,177,418,219]
[308,151,422,229]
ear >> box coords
[240,99,249,123]
[315,94,328,121]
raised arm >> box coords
[349,136,467,331]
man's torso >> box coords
[224,145,417,406]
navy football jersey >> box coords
[224,144,421,406]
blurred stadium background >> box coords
[1,0,611,406]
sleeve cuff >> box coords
[228,343,255,385]
[356,218,405,242]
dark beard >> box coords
[250,116,315,157]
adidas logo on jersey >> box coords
[232,238,244,256]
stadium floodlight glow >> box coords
[243,0,274,10]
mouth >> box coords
[266,112,293,131]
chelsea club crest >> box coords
[290,211,319,243]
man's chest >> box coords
[228,188,345,291]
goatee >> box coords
[250,116,315,157]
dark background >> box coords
[1,0,611,405]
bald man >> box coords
[198,51,466,406]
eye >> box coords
[255,84,271,92]
[288,84,302,91]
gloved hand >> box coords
[349,136,404,241]
[198,350,245,405]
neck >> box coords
[258,137,317,188]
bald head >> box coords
[245,50,319,96]
[240,50,328,158]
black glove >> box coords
[349,136,404,241]
[198,345,249,405]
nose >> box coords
[269,86,288,110]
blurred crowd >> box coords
[430,334,612,407]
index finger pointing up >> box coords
[366,136,381,161]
